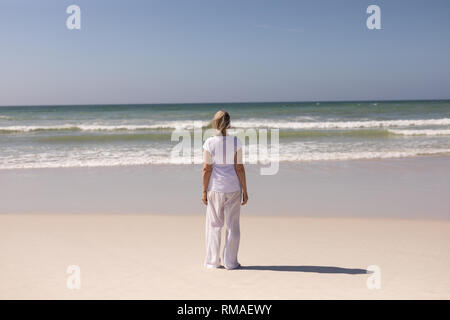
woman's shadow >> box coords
[238,265,368,274]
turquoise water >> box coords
[1,100,450,169]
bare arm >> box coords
[234,149,248,205]
[202,150,213,205]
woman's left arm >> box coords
[202,150,213,205]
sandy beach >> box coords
[1,213,449,299]
[1,158,449,299]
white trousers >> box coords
[204,190,241,269]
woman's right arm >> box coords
[234,149,248,205]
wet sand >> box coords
[1,157,449,218]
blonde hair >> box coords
[211,110,230,135]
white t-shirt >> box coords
[203,135,242,193]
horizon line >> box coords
[1,98,450,108]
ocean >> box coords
[1,100,450,170]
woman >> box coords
[202,110,248,270]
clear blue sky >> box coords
[1,0,449,106]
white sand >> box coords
[0,214,449,299]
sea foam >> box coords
[388,129,450,136]
[2,118,450,133]
[231,118,450,129]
